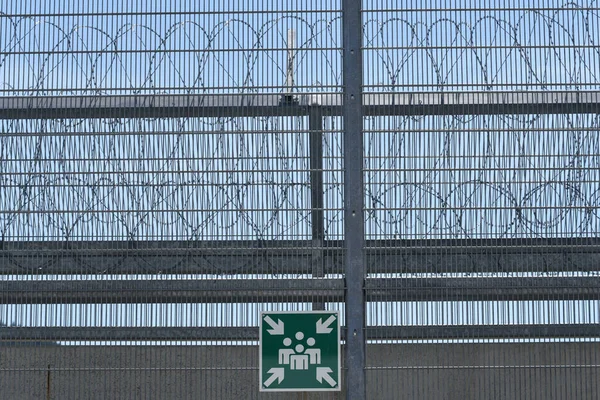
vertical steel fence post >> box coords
[310,107,326,310]
[342,0,366,398]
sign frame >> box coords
[259,310,341,392]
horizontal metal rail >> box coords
[1,91,599,119]
[366,325,600,340]
[0,324,598,342]
[2,238,599,275]
[366,277,600,302]
[1,277,598,304]
[0,279,345,304]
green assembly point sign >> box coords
[259,311,341,392]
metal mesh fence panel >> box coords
[1,0,600,399]
[1,1,345,398]
[362,1,600,399]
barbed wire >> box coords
[0,13,342,95]
[364,113,600,239]
[363,2,600,91]
[1,5,599,242]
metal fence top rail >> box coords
[1,91,599,119]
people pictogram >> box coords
[278,331,321,370]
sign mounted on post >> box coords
[259,311,341,392]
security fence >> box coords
[1,1,600,399]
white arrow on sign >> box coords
[316,315,336,334]
[264,367,285,387]
[316,367,337,387]
[264,316,284,335]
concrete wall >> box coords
[1,343,598,400]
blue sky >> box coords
[2,1,599,95]
[1,1,343,94]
